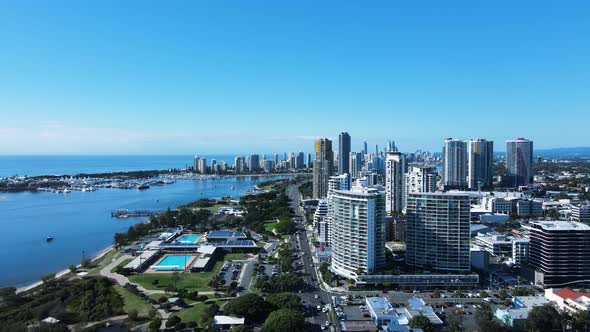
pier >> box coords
[111,209,163,218]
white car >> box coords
[325,320,330,326]
[320,325,326,330]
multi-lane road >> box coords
[286,184,335,331]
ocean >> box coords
[0,155,290,287]
[0,155,236,178]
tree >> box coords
[479,290,489,298]
[260,309,304,332]
[409,315,433,332]
[453,290,463,298]
[573,310,590,332]
[266,293,302,311]
[526,304,562,332]
[447,311,463,331]
[128,309,139,321]
[432,289,441,298]
[224,293,270,324]
[475,303,493,324]
[166,315,181,327]
[208,275,224,289]
[148,318,161,332]
[172,272,181,288]
[499,289,508,300]
[42,273,56,284]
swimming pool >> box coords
[152,255,193,271]
[175,234,200,244]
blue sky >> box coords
[0,1,588,155]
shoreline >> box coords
[16,245,114,294]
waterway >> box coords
[0,175,288,287]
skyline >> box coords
[1,1,589,154]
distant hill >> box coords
[534,147,590,158]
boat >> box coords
[137,184,150,190]
[46,236,54,242]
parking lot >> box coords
[255,263,279,279]
[218,260,242,286]
[339,304,371,321]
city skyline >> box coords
[1,2,590,154]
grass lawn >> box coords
[256,241,267,248]
[175,300,226,326]
[114,285,153,318]
[128,260,224,292]
[223,253,250,261]
[264,222,277,233]
[111,258,132,273]
[87,249,118,275]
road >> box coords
[286,184,335,332]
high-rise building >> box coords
[363,139,368,156]
[338,132,351,175]
[385,152,406,214]
[288,152,296,169]
[273,153,279,166]
[406,193,471,273]
[248,154,260,172]
[296,152,305,169]
[443,138,468,189]
[307,153,312,169]
[313,138,334,199]
[524,220,590,287]
[193,156,204,173]
[210,159,217,174]
[330,184,386,279]
[325,174,351,245]
[525,221,590,287]
[349,152,362,179]
[220,161,228,173]
[404,165,437,210]
[506,138,534,188]
[314,199,330,244]
[234,156,244,173]
[198,157,207,174]
[467,139,494,190]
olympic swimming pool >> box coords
[152,255,193,271]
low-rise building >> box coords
[545,288,590,313]
[213,315,245,331]
[495,296,548,328]
[475,233,512,257]
[572,204,590,223]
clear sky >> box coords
[0,1,588,155]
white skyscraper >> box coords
[385,152,406,214]
[324,174,351,245]
[404,164,437,210]
[406,193,471,273]
[330,183,386,279]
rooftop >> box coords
[213,315,245,325]
[529,220,590,231]
[207,230,247,239]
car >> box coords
[325,321,330,326]
[363,313,371,318]
[317,305,321,311]
[320,325,326,330]
[315,294,319,299]
[322,307,328,313]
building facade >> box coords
[313,138,334,199]
[330,185,386,279]
[467,139,494,190]
[525,220,590,287]
[506,138,534,188]
[404,164,437,210]
[338,132,351,175]
[349,152,362,179]
[385,152,406,214]
[406,193,471,273]
[443,138,468,189]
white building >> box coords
[330,184,386,279]
[511,238,529,266]
[404,164,436,211]
[572,204,590,222]
[545,288,590,313]
[475,233,513,257]
[385,152,406,214]
[406,192,471,273]
[443,138,467,189]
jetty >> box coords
[111,209,163,218]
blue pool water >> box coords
[176,234,200,244]
[153,255,193,271]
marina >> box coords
[0,174,291,287]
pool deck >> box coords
[148,255,197,273]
